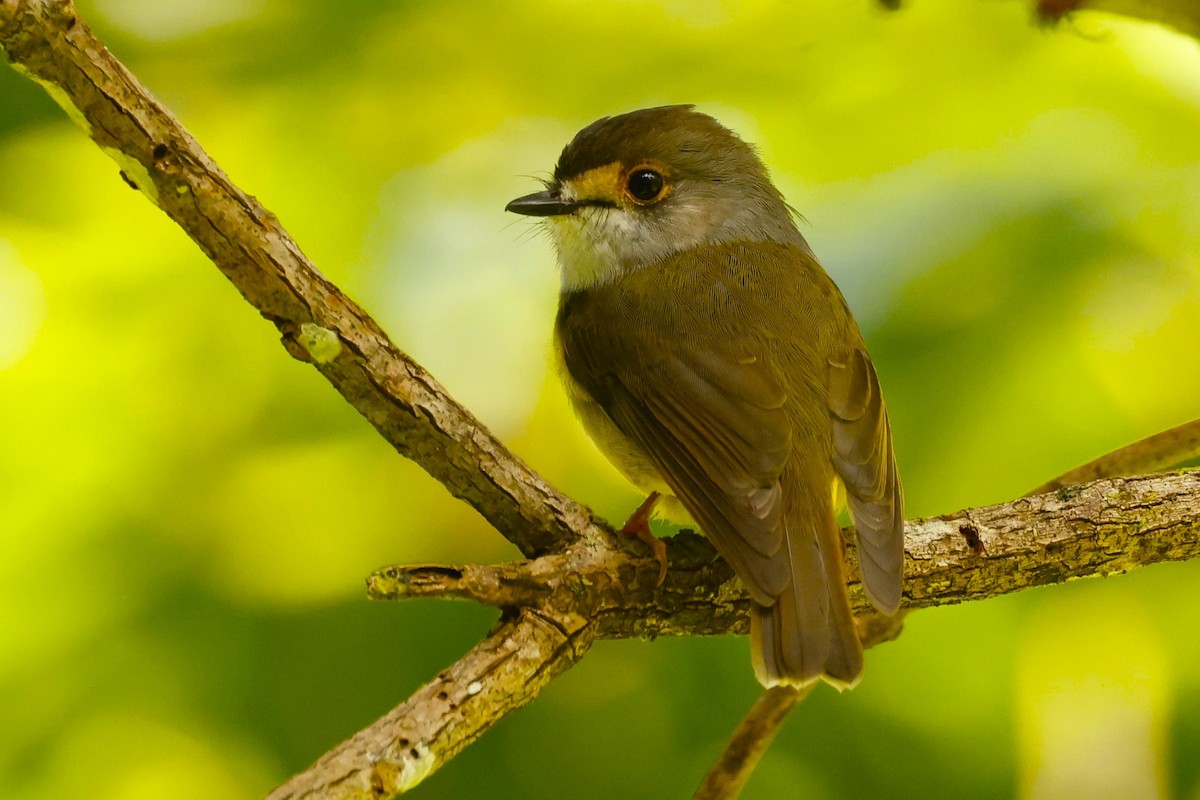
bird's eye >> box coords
[626,169,665,202]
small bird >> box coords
[506,106,904,688]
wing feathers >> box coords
[555,244,905,687]
[828,348,905,615]
[605,382,792,603]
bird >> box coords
[505,105,904,688]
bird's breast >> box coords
[553,332,673,500]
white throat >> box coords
[547,199,717,292]
[548,210,632,291]
[544,178,809,292]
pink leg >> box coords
[621,491,668,586]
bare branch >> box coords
[694,414,1200,798]
[696,427,1200,799]
[366,562,556,608]
[371,471,1200,642]
[265,609,596,800]
[1030,417,1200,495]
[0,0,600,559]
[1035,0,1200,38]
[353,470,1200,797]
[687,607,908,800]
[693,686,811,800]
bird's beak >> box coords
[505,190,580,217]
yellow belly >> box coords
[554,341,845,523]
[555,347,698,524]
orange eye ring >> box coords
[624,165,668,204]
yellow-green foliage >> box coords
[1,2,1199,799]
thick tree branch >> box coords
[0,0,602,559]
[372,470,1200,638]
[305,469,1200,798]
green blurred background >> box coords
[2,1,1199,797]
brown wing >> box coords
[566,329,795,606]
[581,339,862,684]
[828,347,905,614]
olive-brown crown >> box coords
[553,105,769,186]
[532,106,810,288]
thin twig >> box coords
[1029,417,1200,495]
[1035,0,1200,38]
[366,562,557,607]
[694,686,811,800]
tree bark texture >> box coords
[0,0,599,560]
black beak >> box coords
[505,190,580,217]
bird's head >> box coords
[507,105,807,290]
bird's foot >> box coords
[620,491,667,585]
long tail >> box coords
[749,499,862,689]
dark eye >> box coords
[627,169,665,202]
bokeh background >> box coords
[2,1,1199,798]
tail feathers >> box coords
[749,512,864,689]
[749,588,862,689]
